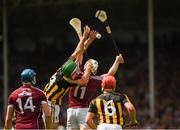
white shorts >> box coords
[97,123,122,130]
[42,101,60,123]
[67,108,88,129]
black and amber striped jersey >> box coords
[88,91,130,126]
[44,68,76,105]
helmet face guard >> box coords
[21,69,36,85]
[62,59,77,77]
[84,59,98,75]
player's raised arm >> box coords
[54,26,90,77]
[84,29,98,50]
[69,26,89,61]
[76,26,100,66]
[77,60,93,86]
[4,105,14,130]
[107,54,124,76]
[75,25,91,64]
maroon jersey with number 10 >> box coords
[8,84,47,129]
[68,73,103,108]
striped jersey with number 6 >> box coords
[88,92,130,126]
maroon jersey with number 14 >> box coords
[68,73,103,108]
[8,84,47,129]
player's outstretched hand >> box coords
[83,25,90,38]
[89,30,98,41]
[116,54,124,64]
[124,120,139,128]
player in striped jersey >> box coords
[65,54,124,130]
[64,26,125,130]
[86,75,138,130]
[43,26,95,128]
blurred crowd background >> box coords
[0,0,180,129]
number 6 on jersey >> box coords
[104,100,116,116]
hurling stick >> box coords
[69,17,89,59]
[69,18,82,40]
[95,10,120,54]
[95,10,112,34]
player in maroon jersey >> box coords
[64,26,125,130]
[4,69,52,129]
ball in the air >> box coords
[96,34,101,39]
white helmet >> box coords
[84,59,98,75]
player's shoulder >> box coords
[9,86,23,96]
[91,75,103,80]
[111,91,127,98]
[92,93,104,101]
[8,87,24,100]
[32,86,45,94]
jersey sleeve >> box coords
[91,75,103,88]
[65,78,78,86]
[8,93,14,105]
[40,91,48,104]
[54,78,77,90]
[95,76,103,88]
[88,100,97,114]
[121,94,130,104]
[55,68,63,82]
